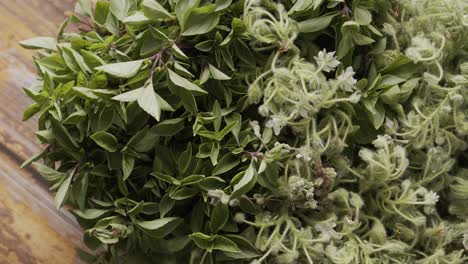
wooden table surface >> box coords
[0,0,86,263]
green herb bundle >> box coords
[21,0,468,263]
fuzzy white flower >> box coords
[295,145,313,161]
[258,104,270,116]
[424,190,439,205]
[315,222,343,241]
[314,49,340,72]
[250,120,262,138]
[337,66,357,91]
[265,111,289,135]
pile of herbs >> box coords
[20,0,468,263]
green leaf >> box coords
[110,0,131,21]
[95,60,145,78]
[212,153,239,175]
[142,0,175,20]
[122,154,135,180]
[190,233,240,253]
[23,103,41,121]
[170,187,199,200]
[159,194,175,218]
[368,101,386,129]
[50,118,80,151]
[112,88,144,102]
[190,232,214,251]
[81,50,106,69]
[73,209,108,220]
[381,85,401,105]
[77,0,93,16]
[33,162,65,182]
[298,14,336,33]
[123,11,151,26]
[354,7,372,25]
[208,64,231,80]
[172,43,189,60]
[215,0,232,11]
[136,217,183,238]
[182,5,220,36]
[137,81,161,121]
[152,118,185,136]
[20,37,56,50]
[180,175,205,185]
[175,0,200,27]
[353,33,375,46]
[221,235,260,259]
[212,236,240,253]
[91,131,119,152]
[55,174,73,209]
[231,162,257,199]
[168,69,207,94]
[198,176,226,190]
[104,12,120,35]
[151,172,181,185]
[73,87,100,100]
[210,203,229,233]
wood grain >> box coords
[0,0,86,263]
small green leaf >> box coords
[152,118,185,136]
[354,7,372,25]
[73,87,100,100]
[136,217,183,238]
[95,60,145,78]
[55,174,73,209]
[215,0,232,11]
[123,11,152,26]
[91,131,119,152]
[212,153,240,175]
[180,175,205,185]
[137,81,161,121]
[151,172,181,185]
[298,14,336,33]
[33,162,65,182]
[142,0,175,20]
[231,163,257,199]
[210,203,229,233]
[20,37,56,50]
[112,88,144,102]
[159,194,175,218]
[168,69,207,94]
[170,187,199,200]
[190,232,214,251]
[122,154,135,181]
[209,64,231,80]
[212,236,240,253]
[182,6,220,36]
[23,103,41,121]
[172,43,189,60]
[110,0,131,21]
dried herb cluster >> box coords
[21,0,467,263]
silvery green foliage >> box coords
[21,0,467,263]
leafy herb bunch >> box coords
[21,0,468,263]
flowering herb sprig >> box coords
[20,0,467,263]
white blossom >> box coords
[337,66,357,92]
[250,120,262,138]
[314,49,340,72]
[266,111,289,135]
[315,222,342,242]
[424,190,439,205]
[295,145,313,161]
